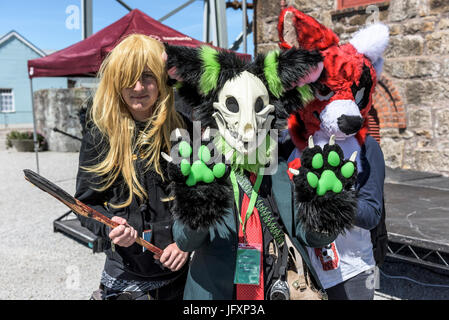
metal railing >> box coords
[387,233,449,271]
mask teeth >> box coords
[289,168,299,176]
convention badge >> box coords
[142,229,152,253]
[234,243,262,285]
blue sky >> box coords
[0,0,254,55]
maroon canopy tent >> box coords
[28,9,250,78]
[26,9,251,173]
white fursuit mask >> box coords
[212,71,275,156]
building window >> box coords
[337,0,387,10]
[0,89,15,113]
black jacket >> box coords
[355,135,388,266]
[74,121,188,282]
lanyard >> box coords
[229,168,264,236]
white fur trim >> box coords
[349,23,389,67]
[319,100,361,140]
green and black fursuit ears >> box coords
[163,44,324,230]
[165,44,323,129]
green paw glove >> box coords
[290,135,359,235]
[176,141,227,187]
[292,135,357,197]
[306,149,355,196]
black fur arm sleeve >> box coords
[167,170,233,230]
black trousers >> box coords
[93,271,187,300]
[325,268,376,300]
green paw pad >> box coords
[316,170,343,196]
[306,172,319,189]
[306,150,355,195]
[327,151,340,167]
[179,141,192,158]
[312,154,323,169]
[178,142,226,186]
[341,162,355,178]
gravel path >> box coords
[0,149,104,300]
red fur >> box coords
[280,7,378,149]
[287,158,301,180]
[356,125,369,145]
[278,7,339,51]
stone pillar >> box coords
[34,88,93,152]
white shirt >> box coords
[307,226,375,289]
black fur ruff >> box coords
[167,179,233,230]
[294,188,357,236]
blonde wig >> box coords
[84,34,185,208]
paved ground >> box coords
[377,166,449,300]
[376,257,449,300]
[1,148,449,300]
[0,149,104,299]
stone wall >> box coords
[34,88,93,152]
[254,0,449,176]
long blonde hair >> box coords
[84,34,184,208]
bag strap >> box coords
[284,235,307,291]
[234,171,285,246]
[273,240,289,280]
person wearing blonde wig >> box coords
[75,34,190,300]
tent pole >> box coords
[215,0,228,48]
[29,78,40,174]
[203,0,210,43]
[81,0,93,39]
[242,0,247,54]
